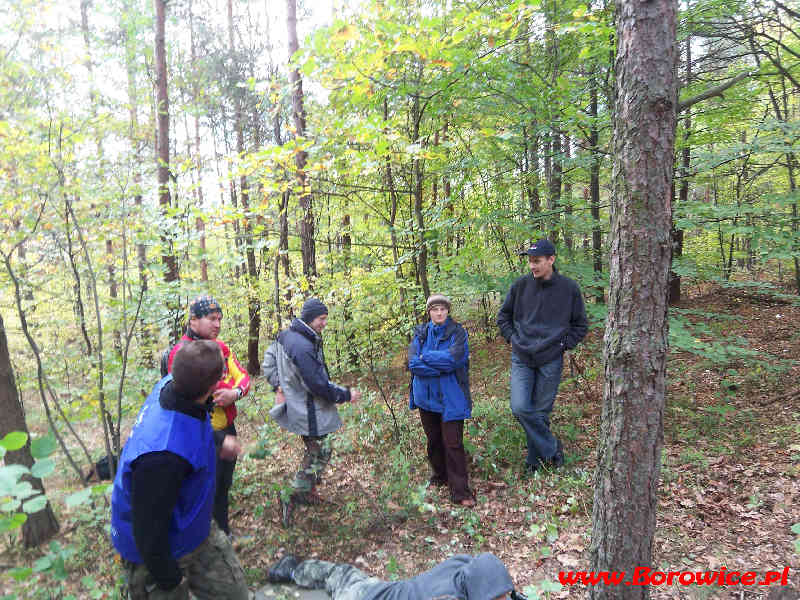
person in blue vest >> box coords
[110,340,248,600]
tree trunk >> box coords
[590,75,604,304]
[286,0,316,279]
[411,94,430,300]
[0,315,59,548]
[154,0,178,283]
[589,0,677,596]
[669,34,691,305]
[188,0,208,282]
[529,128,541,217]
[384,98,404,286]
[226,0,260,373]
[123,0,152,364]
[563,134,573,250]
[549,130,561,244]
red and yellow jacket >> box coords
[167,333,250,430]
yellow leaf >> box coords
[333,24,359,42]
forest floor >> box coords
[1,285,799,600]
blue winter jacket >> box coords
[408,318,471,422]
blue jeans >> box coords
[510,352,564,466]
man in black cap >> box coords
[262,297,362,526]
[497,239,587,474]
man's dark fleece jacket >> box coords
[497,268,588,367]
[129,382,218,590]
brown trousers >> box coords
[418,408,472,502]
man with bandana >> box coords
[166,295,250,537]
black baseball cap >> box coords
[519,239,556,257]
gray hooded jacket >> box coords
[361,553,514,600]
[262,318,350,437]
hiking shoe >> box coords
[267,555,300,584]
[548,438,564,468]
[277,492,294,528]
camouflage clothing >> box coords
[292,435,332,497]
[285,553,513,600]
[123,524,248,600]
[292,559,382,600]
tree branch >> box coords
[678,71,751,112]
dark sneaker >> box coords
[277,492,293,528]
[549,438,564,468]
[267,555,300,584]
[523,462,538,478]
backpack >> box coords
[160,347,171,377]
[93,453,118,480]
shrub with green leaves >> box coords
[0,431,58,535]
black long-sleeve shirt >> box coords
[129,382,211,591]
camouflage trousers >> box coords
[292,559,382,600]
[122,523,249,600]
[291,435,332,499]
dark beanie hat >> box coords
[189,295,223,318]
[301,298,328,324]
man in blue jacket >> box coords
[408,294,474,505]
[111,341,248,599]
[497,239,588,474]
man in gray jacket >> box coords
[262,298,361,527]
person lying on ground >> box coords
[266,552,515,600]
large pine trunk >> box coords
[0,315,59,548]
[589,0,678,596]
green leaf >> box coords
[8,566,33,582]
[0,432,28,452]
[1,498,21,512]
[540,579,563,592]
[22,495,47,514]
[791,523,800,535]
[0,513,27,534]
[33,554,53,572]
[92,482,112,496]
[30,433,58,459]
[65,487,92,508]
[31,458,55,479]
[522,585,540,600]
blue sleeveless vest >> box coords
[110,376,216,562]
